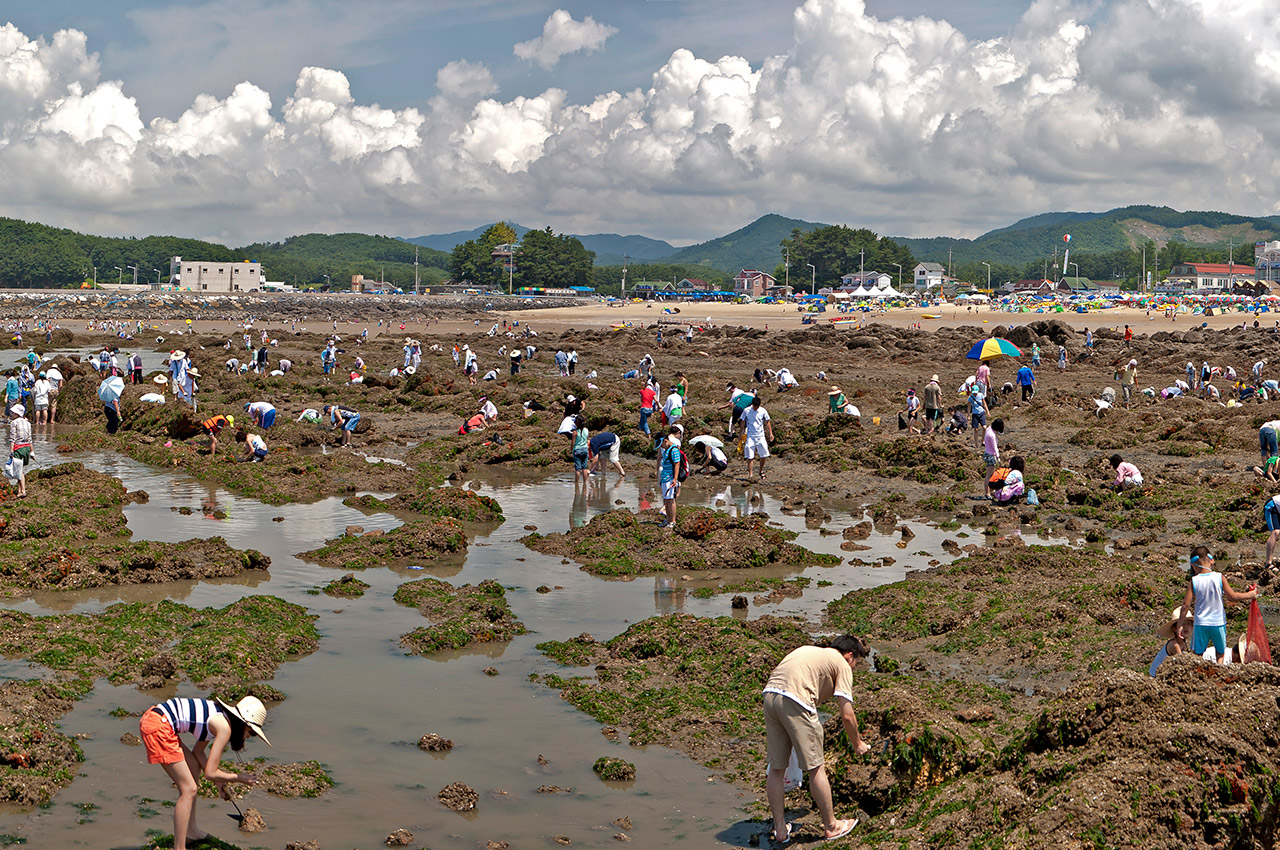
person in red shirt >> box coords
[638,379,657,436]
[1123,324,1133,348]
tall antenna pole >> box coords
[621,254,628,300]
[414,247,420,295]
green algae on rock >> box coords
[537,614,811,781]
[297,519,467,570]
[343,486,504,523]
[198,758,334,799]
[394,578,527,655]
[523,507,840,576]
[320,573,370,598]
[0,596,318,691]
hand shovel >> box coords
[227,793,245,823]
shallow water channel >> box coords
[0,434,1065,848]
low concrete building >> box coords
[173,257,263,293]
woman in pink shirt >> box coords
[1109,454,1143,490]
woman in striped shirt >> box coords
[139,695,271,850]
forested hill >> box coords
[0,219,451,289]
[660,213,825,273]
[240,234,451,289]
[894,206,1280,267]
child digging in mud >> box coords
[140,695,270,850]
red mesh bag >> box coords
[1241,599,1273,664]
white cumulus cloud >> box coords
[514,9,617,69]
[2,0,1280,246]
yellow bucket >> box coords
[872,416,881,425]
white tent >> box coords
[850,286,871,298]
[875,286,905,299]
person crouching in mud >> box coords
[139,695,271,850]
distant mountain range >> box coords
[406,206,1280,275]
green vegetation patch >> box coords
[298,519,467,570]
[0,596,318,691]
[395,578,527,654]
[198,758,334,799]
[537,614,811,782]
[593,756,636,781]
[690,576,811,599]
[344,487,503,523]
[523,507,839,576]
[320,574,370,598]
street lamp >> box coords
[127,265,138,286]
[1070,262,1079,281]
[807,263,816,296]
[892,262,902,290]
[322,274,330,290]
[982,262,991,291]
[114,266,123,285]
[154,268,161,284]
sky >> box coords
[1,0,1278,248]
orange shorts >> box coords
[140,708,184,765]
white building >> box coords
[913,262,945,292]
[1256,241,1280,284]
[838,271,891,291]
[171,257,264,292]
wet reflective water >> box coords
[0,445,1062,848]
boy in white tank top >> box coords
[1182,546,1258,664]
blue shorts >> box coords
[260,409,276,429]
[253,447,269,459]
[572,451,589,471]
[971,412,987,429]
[342,414,360,432]
[1192,624,1227,656]
[1266,501,1280,531]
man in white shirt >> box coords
[479,396,498,422]
[662,388,684,430]
[741,396,773,480]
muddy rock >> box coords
[437,781,478,811]
[843,521,872,540]
[238,807,267,833]
[418,733,454,752]
[483,666,499,676]
[554,836,572,845]
[730,595,748,610]
[614,834,630,842]
[120,732,141,746]
[286,842,320,850]
[486,842,510,850]
[537,785,572,793]
[955,705,996,723]
[613,816,632,831]
[384,828,413,846]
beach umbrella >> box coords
[965,338,1022,362]
[688,435,724,449]
[98,376,125,403]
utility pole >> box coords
[414,247,420,295]
[1141,245,1146,294]
[982,262,991,291]
[621,254,628,300]
[807,263,816,296]
[784,247,790,291]
[892,263,902,290]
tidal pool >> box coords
[0,440,1058,848]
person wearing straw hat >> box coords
[45,364,62,424]
[827,386,847,414]
[922,375,943,434]
[140,694,269,850]
[8,404,31,498]
[1149,606,1192,675]
[31,372,51,426]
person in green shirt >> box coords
[827,386,846,414]
[1254,454,1280,483]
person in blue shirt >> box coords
[1016,364,1036,402]
[4,370,20,417]
[968,384,988,450]
[656,428,683,528]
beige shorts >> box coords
[763,692,824,771]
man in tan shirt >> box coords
[763,636,870,845]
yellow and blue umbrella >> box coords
[965,337,1022,361]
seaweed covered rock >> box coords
[0,678,90,805]
[298,519,467,569]
[345,487,504,523]
[0,596,317,691]
[537,614,811,775]
[395,578,528,654]
[523,508,840,576]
